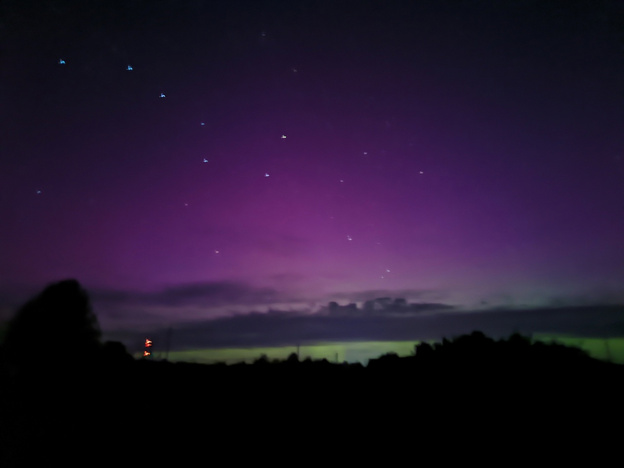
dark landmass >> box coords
[1,280,623,464]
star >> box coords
[200,122,205,126]
[159,93,166,98]
[58,59,65,65]
[36,190,42,195]
[281,134,287,139]
[214,250,220,254]
[203,158,208,163]
[265,173,270,177]
[419,171,424,174]
[126,65,133,71]
[340,179,344,183]
[346,235,353,241]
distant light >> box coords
[215,250,220,254]
[347,235,353,241]
[126,65,133,71]
[363,151,367,155]
[203,158,208,163]
[58,59,65,65]
[159,93,166,98]
[200,122,205,126]
[36,190,42,195]
[419,171,424,174]
[143,351,151,357]
[281,134,287,139]
[340,179,344,183]
[145,339,153,347]
[265,173,270,177]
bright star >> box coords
[126,65,133,71]
[265,173,270,177]
[281,134,287,139]
[159,93,166,98]
[203,158,208,163]
[58,59,65,65]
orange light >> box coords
[143,351,151,357]
[145,339,153,347]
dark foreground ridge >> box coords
[1,280,623,464]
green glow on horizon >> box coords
[150,336,624,365]
[151,341,421,364]
[532,335,624,364]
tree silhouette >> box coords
[3,279,102,374]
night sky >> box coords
[2,1,624,361]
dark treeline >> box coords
[1,279,623,464]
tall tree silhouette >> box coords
[3,279,101,374]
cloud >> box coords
[154,282,279,307]
[327,288,448,303]
[320,297,455,317]
[5,281,624,355]
[91,281,280,309]
[86,280,289,331]
[102,304,624,352]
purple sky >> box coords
[1,1,624,348]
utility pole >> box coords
[165,327,173,361]
[604,338,613,363]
